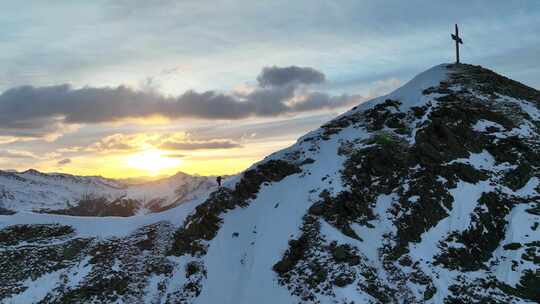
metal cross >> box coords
[451,24,463,64]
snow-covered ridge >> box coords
[0,169,218,214]
[340,63,449,117]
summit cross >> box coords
[451,24,463,64]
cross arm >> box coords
[451,34,463,44]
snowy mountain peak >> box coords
[1,63,539,303]
[352,63,450,114]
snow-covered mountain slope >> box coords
[0,170,217,215]
[1,63,539,303]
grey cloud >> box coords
[257,66,325,87]
[57,158,71,165]
[88,134,139,152]
[82,133,241,154]
[160,140,241,151]
[0,66,362,138]
[0,150,35,159]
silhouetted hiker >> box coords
[216,176,222,187]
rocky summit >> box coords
[1,63,539,303]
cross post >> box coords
[451,24,463,64]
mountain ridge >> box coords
[0,168,219,216]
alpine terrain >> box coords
[0,170,217,216]
[1,63,539,303]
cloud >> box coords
[83,132,241,154]
[0,117,77,142]
[86,133,155,153]
[0,136,34,145]
[257,66,325,87]
[57,158,71,165]
[0,66,362,139]
[0,149,36,159]
[92,136,136,152]
[159,139,241,151]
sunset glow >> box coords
[126,150,182,176]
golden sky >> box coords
[48,136,295,178]
[0,116,326,178]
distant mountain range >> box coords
[0,169,219,216]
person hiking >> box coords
[216,176,222,187]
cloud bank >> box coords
[257,66,325,87]
[0,149,36,159]
[0,66,361,139]
[83,132,242,154]
[159,139,241,151]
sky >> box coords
[0,1,539,178]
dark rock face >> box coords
[40,195,141,217]
[273,215,363,301]
[0,224,74,246]
[434,191,515,271]
[0,222,180,303]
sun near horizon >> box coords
[15,136,299,179]
[24,153,254,179]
